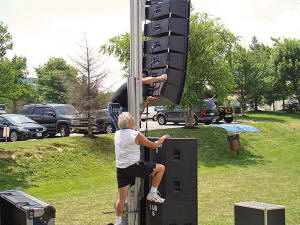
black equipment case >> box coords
[0,189,55,225]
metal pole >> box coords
[128,0,143,224]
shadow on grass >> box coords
[239,116,285,123]
[244,111,300,122]
[148,126,266,168]
[0,159,31,190]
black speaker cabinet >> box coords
[146,0,190,21]
[0,189,55,225]
[150,82,183,105]
[234,201,285,225]
[144,18,189,38]
[144,36,188,54]
[148,138,197,201]
[146,200,197,225]
[142,138,198,225]
[143,52,187,71]
[149,68,186,87]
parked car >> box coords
[156,107,219,126]
[0,104,6,114]
[92,109,116,134]
[141,106,158,121]
[0,114,47,142]
[217,105,242,123]
[19,104,91,137]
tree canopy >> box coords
[0,22,13,58]
[35,57,77,103]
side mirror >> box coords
[3,122,9,126]
[48,112,56,117]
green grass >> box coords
[0,111,299,225]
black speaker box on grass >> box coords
[0,189,55,225]
[148,138,197,201]
[140,138,198,225]
[146,200,197,225]
[234,201,285,225]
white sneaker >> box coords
[147,192,165,203]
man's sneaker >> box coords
[147,192,165,203]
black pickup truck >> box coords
[156,108,219,126]
[19,104,89,137]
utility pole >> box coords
[128,0,143,224]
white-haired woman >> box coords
[114,112,170,225]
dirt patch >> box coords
[0,150,16,160]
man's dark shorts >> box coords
[117,161,156,188]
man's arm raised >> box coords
[142,74,168,84]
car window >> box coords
[0,117,6,124]
[44,107,55,115]
[54,105,79,115]
[4,114,36,124]
[20,105,33,114]
[33,107,44,115]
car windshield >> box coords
[5,114,36,124]
[54,105,79,115]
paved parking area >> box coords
[140,120,183,131]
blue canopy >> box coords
[210,124,261,133]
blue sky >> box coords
[1,0,300,90]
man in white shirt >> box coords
[114,112,170,225]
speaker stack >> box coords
[143,0,191,105]
[140,138,198,225]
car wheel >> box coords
[157,115,166,125]
[60,124,70,137]
[9,131,18,142]
[204,120,212,125]
[105,123,115,134]
[225,118,234,123]
[152,115,157,121]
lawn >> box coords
[0,111,299,225]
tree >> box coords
[246,37,273,111]
[0,21,13,58]
[272,38,300,105]
[231,45,252,111]
[70,34,107,137]
[100,33,130,77]
[181,12,237,126]
[0,56,30,112]
[35,58,77,103]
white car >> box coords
[141,106,158,121]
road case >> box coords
[0,189,55,225]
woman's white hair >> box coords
[118,112,133,129]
